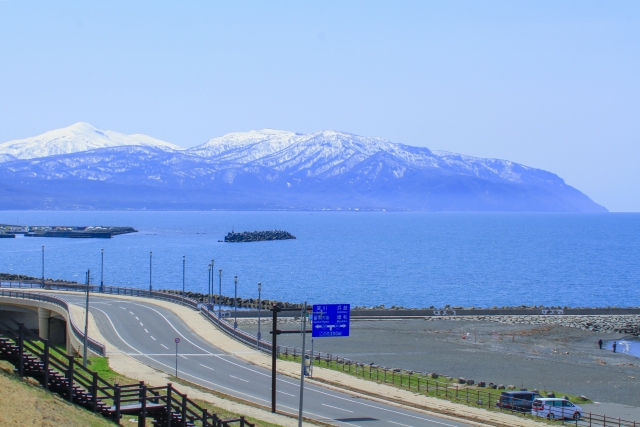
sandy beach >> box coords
[240,317,640,407]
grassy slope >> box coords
[0,361,115,427]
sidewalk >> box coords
[61,291,545,427]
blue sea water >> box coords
[0,211,638,308]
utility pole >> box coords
[83,269,91,367]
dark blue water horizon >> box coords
[1,211,638,309]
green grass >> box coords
[279,353,591,424]
[0,360,117,426]
[87,357,285,427]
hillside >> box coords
[0,361,115,427]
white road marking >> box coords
[89,298,462,427]
[140,322,143,326]
[128,353,221,356]
[229,375,249,383]
[119,307,126,310]
[160,344,169,349]
[136,317,139,320]
[389,421,413,427]
[144,329,149,333]
[277,390,295,396]
[129,311,134,315]
[180,355,188,359]
[199,364,214,371]
[322,404,353,413]
[128,302,213,354]
[150,336,156,340]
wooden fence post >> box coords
[67,355,74,403]
[138,383,147,427]
[114,384,121,425]
[166,383,173,427]
[92,372,98,412]
[18,322,24,378]
[181,393,187,427]
[43,339,50,389]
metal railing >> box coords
[0,280,201,310]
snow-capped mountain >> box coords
[0,127,606,212]
[0,122,181,161]
[187,129,301,162]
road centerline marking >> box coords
[322,404,353,413]
[229,375,249,383]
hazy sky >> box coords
[1,1,639,211]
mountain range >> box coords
[0,123,606,212]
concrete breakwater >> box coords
[0,223,137,238]
[161,290,304,310]
[222,230,296,242]
[426,314,640,335]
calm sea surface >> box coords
[0,211,638,308]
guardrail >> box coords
[0,280,201,310]
[0,289,106,356]
[201,306,272,352]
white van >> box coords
[532,398,582,420]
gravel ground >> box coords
[240,318,640,407]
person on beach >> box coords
[613,341,617,353]
[598,339,603,349]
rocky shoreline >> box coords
[427,314,640,336]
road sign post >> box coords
[174,337,180,378]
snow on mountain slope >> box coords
[188,129,301,162]
[0,122,181,161]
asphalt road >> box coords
[56,294,476,427]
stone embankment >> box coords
[162,290,303,310]
[428,315,640,335]
[223,230,296,242]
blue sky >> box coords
[1,1,639,211]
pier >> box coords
[0,224,137,239]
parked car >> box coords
[495,391,541,412]
[532,398,583,420]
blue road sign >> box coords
[312,304,350,338]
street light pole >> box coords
[100,249,104,293]
[234,275,238,331]
[149,251,153,296]
[208,264,212,309]
[257,282,262,349]
[41,246,44,289]
[218,269,222,318]
[83,269,91,367]
[182,255,186,305]
[210,259,214,308]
